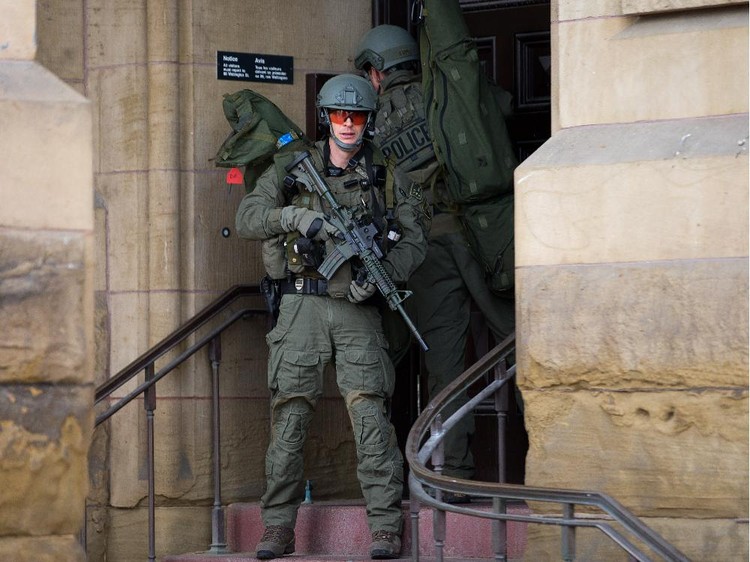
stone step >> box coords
[165,499,529,561]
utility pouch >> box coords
[292,236,325,268]
[460,194,515,297]
[285,231,305,274]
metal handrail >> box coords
[90,284,268,560]
[95,284,263,403]
[405,332,692,562]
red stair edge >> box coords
[210,499,530,560]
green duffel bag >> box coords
[215,89,309,192]
[418,0,517,205]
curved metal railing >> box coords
[90,284,267,561]
[405,332,691,562]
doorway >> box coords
[305,0,550,489]
[374,0,550,488]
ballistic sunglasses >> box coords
[328,109,369,126]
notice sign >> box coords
[217,50,293,84]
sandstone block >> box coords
[82,506,108,562]
[0,0,35,61]
[95,172,150,293]
[88,65,148,175]
[0,62,92,231]
[0,230,93,385]
[107,291,150,381]
[523,389,748,518]
[523,515,748,562]
[0,385,91,535]
[191,0,369,69]
[556,0,624,20]
[553,8,747,127]
[106,506,209,562]
[622,0,748,15]
[87,422,110,506]
[86,0,146,68]
[0,536,85,562]
[94,292,110,388]
[94,206,107,293]
[36,0,84,81]
[197,314,273,398]
[517,259,748,389]
[515,115,748,267]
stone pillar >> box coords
[0,0,94,561]
[515,2,748,560]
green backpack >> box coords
[417,0,517,296]
[215,89,309,192]
[418,0,517,204]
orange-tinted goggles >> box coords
[328,109,369,126]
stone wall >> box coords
[0,0,94,561]
[515,1,748,559]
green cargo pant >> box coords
[260,294,404,534]
[408,231,515,479]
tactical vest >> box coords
[263,140,394,298]
[371,72,439,188]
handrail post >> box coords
[430,416,446,562]
[208,335,229,553]
[562,503,576,562]
[144,364,157,562]
[409,473,421,562]
[494,360,509,561]
[492,496,508,562]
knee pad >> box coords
[348,396,397,455]
[271,397,314,449]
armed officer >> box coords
[235,73,429,560]
[355,23,516,499]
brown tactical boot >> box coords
[256,525,295,560]
[370,530,401,559]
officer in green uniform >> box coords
[355,25,516,497]
[235,73,429,560]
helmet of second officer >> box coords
[354,24,418,72]
[316,74,377,150]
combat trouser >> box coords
[260,294,404,534]
[408,231,515,479]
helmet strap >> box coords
[330,124,363,151]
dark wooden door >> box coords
[375,0,551,487]
[374,0,551,162]
[461,1,551,161]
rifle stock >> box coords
[285,151,429,352]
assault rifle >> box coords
[285,151,429,352]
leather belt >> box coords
[279,277,328,296]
